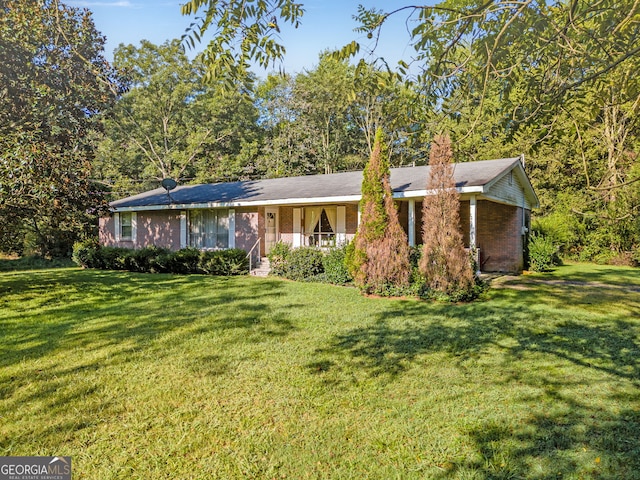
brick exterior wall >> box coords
[99,198,527,273]
[279,206,293,245]
[345,204,358,240]
[100,211,183,250]
[235,208,259,254]
[476,200,524,273]
[138,211,182,250]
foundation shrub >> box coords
[163,247,201,274]
[267,241,291,277]
[283,247,324,281]
[322,245,352,284]
[199,249,249,275]
[73,242,248,275]
[632,246,640,267]
[100,247,130,270]
[127,246,169,272]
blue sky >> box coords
[66,0,425,75]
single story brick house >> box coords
[100,156,539,273]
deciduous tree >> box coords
[0,0,117,256]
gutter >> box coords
[110,186,487,213]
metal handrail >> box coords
[246,238,261,274]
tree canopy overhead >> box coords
[181,0,304,87]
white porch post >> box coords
[469,195,477,248]
[293,208,302,247]
[408,199,416,247]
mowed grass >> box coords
[1,262,639,479]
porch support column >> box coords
[469,195,477,248]
[408,199,416,247]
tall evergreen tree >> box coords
[420,134,474,294]
[348,129,410,292]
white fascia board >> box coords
[111,195,363,212]
[111,188,491,213]
[392,186,485,199]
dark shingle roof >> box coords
[111,157,523,209]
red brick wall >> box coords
[235,208,259,253]
[279,206,293,244]
[346,204,358,236]
[476,201,524,273]
[99,211,182,250]
[99,216,116,247]
[138,211,182,250]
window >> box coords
[189,209,229,249]
[120,212,133,240]
[305,207,336,247]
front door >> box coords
[265,207,279,254]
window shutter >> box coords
[131,212,137,245]
[228,209,235,249]
[114,213,121,242]
[180,211,187,248]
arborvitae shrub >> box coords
[419,134,474,295]
[347,129,410,293]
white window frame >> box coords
[189,209,230,250]
[115,211,136,243]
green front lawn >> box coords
[1,263,639,478]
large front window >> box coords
[189,209,229,249]
[305,207,336,247]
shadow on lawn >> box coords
[313,281,640,478]
[0,270,293,405]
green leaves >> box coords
[181,0,304,87]
[0,0,116,256]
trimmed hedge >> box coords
[267,242,351,284]
[72,241,249,276]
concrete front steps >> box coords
[250,257,271,277]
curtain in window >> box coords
[190,210,229,249]
[304,207,323,235]
[324,207,337,233]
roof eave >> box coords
[111,187,489,212]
